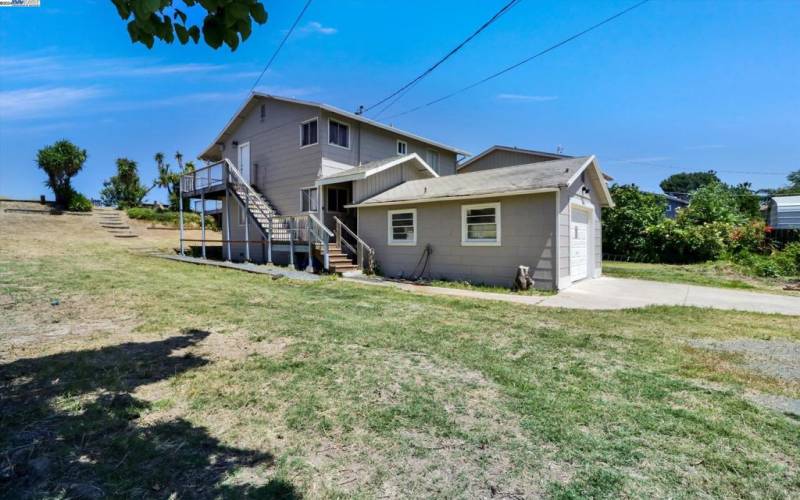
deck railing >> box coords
[180,159,337,271]
[334,216,375,273]
[181,161,226,194]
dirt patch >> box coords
[688,339,800,382]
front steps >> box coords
[94,207,138,238]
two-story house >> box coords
[180,93,613,289]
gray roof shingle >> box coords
[355,156,593,206]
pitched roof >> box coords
[318,153,437,185]
[353,156,614,207]
[772,196,800,207]
[456,145,570,171]
[200,93,470,160]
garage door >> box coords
[570,209,589,281]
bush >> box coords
[773,242,800,276]
[67,191,92,212]
[602,185,666,260]
[126,207,216,230]
[727,219,770,255]
[646,219,729,264]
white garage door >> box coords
[570,209,589,281]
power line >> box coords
[249,0,314,93]
[363,0,522,117]
[384,0,651,120]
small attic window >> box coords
[260,104,266,122]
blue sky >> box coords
[1,0,798,203]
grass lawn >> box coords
[1,205,799,498]
[603,260,799,295]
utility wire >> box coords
[250,0,314,93]
[363,0,522,116]
[385,0,651,120]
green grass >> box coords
[603,260,798,294]
[1,227,799,498]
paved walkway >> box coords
[157,255,320,281]
[347,276,800,316]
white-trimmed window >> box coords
[300,187,318,212]
[388,209,417,246]
[426,149,439,172]
[237,204,246,226]
[328,119,350,149]
[300,118,318,147]
[397,140,408,156]
[461,202,501,246]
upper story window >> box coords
[461,202,501,246]
[426,149,439,172]
[300,118,318,147]
[301,187,318,212]
[329,119,350,149]
[260,104,266,122]
[397,140,408,156]
[388,209,417,246]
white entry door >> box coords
[237,142,251,184]
[570,208,589,281]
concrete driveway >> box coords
[539,277,800,315]
[351,276,800,316]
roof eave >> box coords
[349,187,559,209]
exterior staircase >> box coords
[319,243,359,274]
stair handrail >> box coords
[333,216,375,273]
[307,213,333,270]
[224,159,276,217]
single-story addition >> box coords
[352,155,614,290]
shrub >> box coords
[727,219,770,255]
[680,182,744,225]
[646,220,729,264]
[67,191,92,212]
[602,185,666,260]
[126,207,216,230]
[772,242,800,276]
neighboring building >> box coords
[768,196,800,229]
[457,145,569,174]
[181,94,614,289]
[662,194,689,219]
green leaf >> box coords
[188,25,201,43]
[224,29,240,51]
[236,17,252,41]
[173,8,187,23]
[111,0,131,19]
[175,24,189,44]
[249,2,267,24]
[202,16,224,49]
[127,20,140,42]
[163,16,174,43]
[140,0,161,15]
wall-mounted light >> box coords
[232,140,239,146]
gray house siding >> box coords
[357,193,557,289]
[557,169,604,288]
[352,164,431,204]
[320,109,458,176]
[220,98,322,215]
[458,149,559,174]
